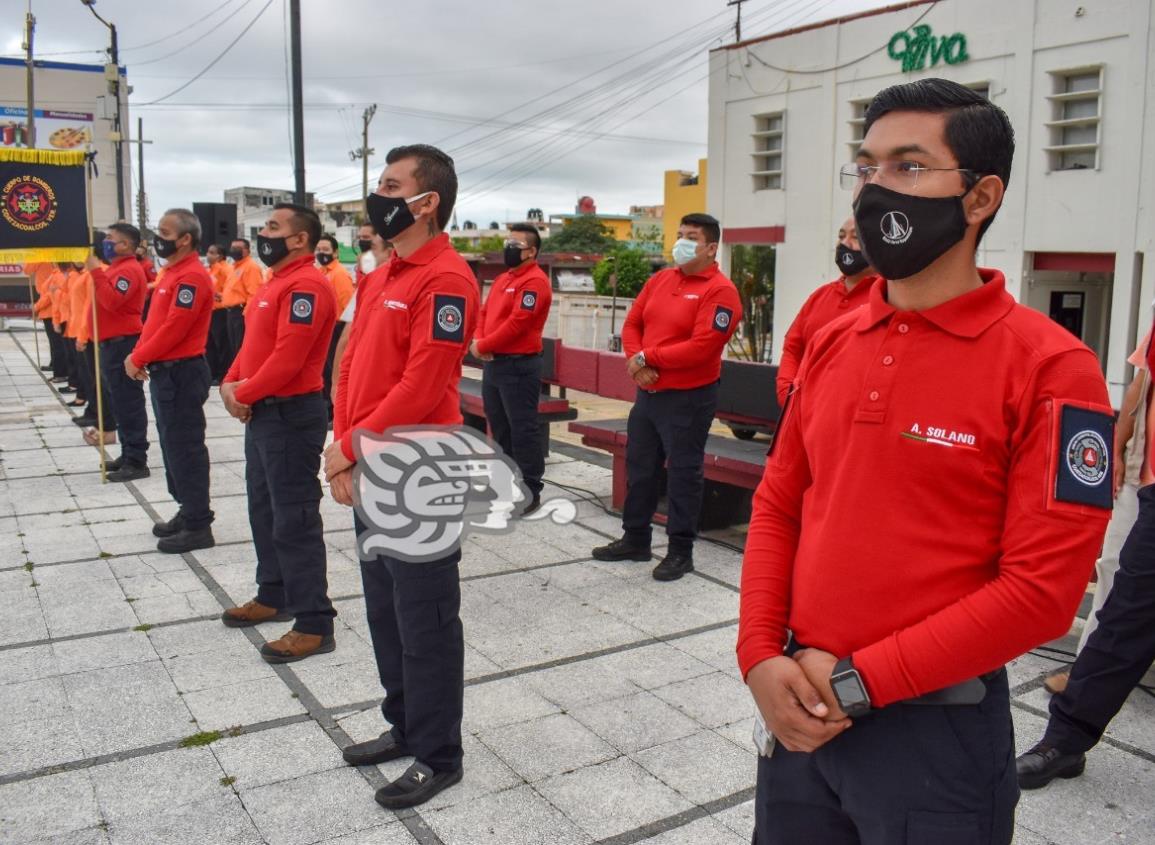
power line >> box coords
[120,0,241,55]
[137,0,276,106]
[129,0,259,67]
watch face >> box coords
[833,675,868,706]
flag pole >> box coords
[84,150,107,482]
[27,273,41,369]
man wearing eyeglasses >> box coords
[739,79,1112,844]
[775,217,877,406]
[469,224,552,515]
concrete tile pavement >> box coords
[1,329,1153,845]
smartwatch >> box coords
[830,657,871,717]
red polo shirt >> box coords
[775,275,878,406]
[475,262,552,355]
[130,252,214,367]
[90,256,146,341]
[224,255,337,404]
[334,233,480,461]
[621,263,742,391]
[738,269,1113,708]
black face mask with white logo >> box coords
[316,253,335,266]
[256,234,289,267]
[366,191,431,241]
[835,243,870,277]
[154,236,178,258]
[853,183,970,280]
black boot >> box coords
[152,513,186,538]
[652,551,694,582]
[157,527,215,554]
[1016,743,1086,790]
[591,537,652,562]
[107,461,150,483]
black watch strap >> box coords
[831,656,872,717]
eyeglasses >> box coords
[504,239,528,249]
[839,162,980,191]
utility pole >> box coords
[81,0,127,220]
[134,117,150,233]
[22,3,35,148]
[349,104,376,202]
[727,0,747,43]
[289,0,306,204]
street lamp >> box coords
[80,0,126,221]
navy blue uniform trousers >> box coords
[100,334,148,465]
[622,382,718,554]
[354,514,464,773]
[246,394,335,636]
[754,669,1017,844]
[149,357,213,530]
[1046,483,1155,753]
[481,354,545,496]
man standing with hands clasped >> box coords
[591,213,741,582]
[220,204,338,664]
[326,145,479,810]
[738,79,1113,844]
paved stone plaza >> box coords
[0,329,1152,845]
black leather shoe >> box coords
[72,415,97,427]
[152,513,186,538]
[374,762,462,809]
[105,456,123,472]
[1016,742,1086,790]
[342,732,411,766]
[58,385,77,394]
[40,364,53,372]
[521,495,542,517]
[107,461,150,482]
[652,552,694,581]
[157,527,215,554]
[591,538,652,562]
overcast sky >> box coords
[5,0,880,227]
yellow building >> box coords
[662,158,708,257]
[551,213,635,242]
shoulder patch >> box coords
[115,277,131,295]
[289,291,316,325]
[1054,404,1114,509]
[175,283,197,309]
[520,290,537,311]
[432,293,466,343]
[712,304,733,333]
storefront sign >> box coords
[888,25,969,73]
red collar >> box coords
[272,254,316,279]
[395,233,451,268]
[857,268,1015,338]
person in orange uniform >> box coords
[128,209,216,555]
[221,238,264,366]
[327,145,478,810]
[84,223,150,481]
[205,244,232,384]
[219,204,338,663]
[469,223,552,514]
[738,80,1113,845]
[26,262,58,374]
[315,235,354,424]
[38,264,69,384]
[53,262,83,399]
[70,256,119,447]
[67,261,97,415]
[592,213,742,582]
[774,217,877,406]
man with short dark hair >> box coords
[127,209,216,554]
[470,222,552,513]
[220,203,338,663]
[739,78,1111,845]
[354,222,377,286]
[592,212,741,582]
[327,144,478,810]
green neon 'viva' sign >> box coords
[888,25,969,72]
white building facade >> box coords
[707,0,1155,403]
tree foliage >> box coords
[541,215,617,254]
[728,244,775,362]
[592,247,653,300]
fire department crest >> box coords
[2,175,57,232]
[1066,429,1109,487]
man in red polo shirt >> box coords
[592,213,742,582]
[738,79,1112,844]
[775,216,876,406]
[470,223,553,514]
[128,209,216,555]
[325,144,478,810]
[85,223,150,481]
[220,203,338,664]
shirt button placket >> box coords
[862,321,910,415]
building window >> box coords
[751,112,784,191]
[847,98,871,156]
[1045,66,1102,171]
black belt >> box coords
[147,355,203,372]
[99,333,139,346]
[490,351,541,360]
[254,390,323,407]
[785,636,995,707]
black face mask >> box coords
[835,243,870,277]
[154,236,179,258]
[503,244,528,269]
[316,253,335,266]
[357,239,373,253]
[853,183,969,280]
[366,191,430,241]
[256,234,290,267]
[229,248,244,261]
